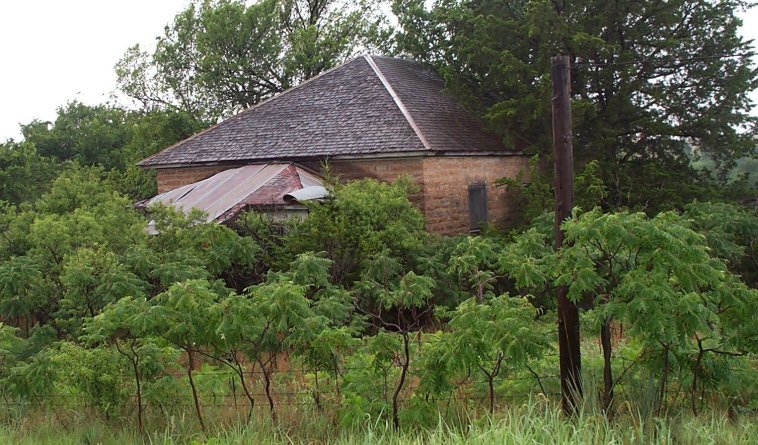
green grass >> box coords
[2,401,756,445]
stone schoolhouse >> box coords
[138,55,526,235]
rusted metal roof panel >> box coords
[145,163,324,223]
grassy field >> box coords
[2,349,756,444]
[2,401,756,445]
[2,341,754,444]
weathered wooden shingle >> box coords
[368,56,505,153]
[138,56,510,168]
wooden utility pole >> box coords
[551,55,582,415]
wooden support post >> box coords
[551,54,582,415]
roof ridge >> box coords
[138,56,370,167]
[363,55,433,151]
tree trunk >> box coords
[234,361,256,421]
[130,346,143,434]
[600,318,614,413]
[487,374,495,415]
[257,356,277,423]
[116,341,144,434]
[392,333,410,431]
[332,356,341,402]
[691,340,704,416]
[231,375,237,406]
[481,352,503,416]
[186,349,205,432]
[313,369,323,413]
[525,364,547,396]
[656,345,669,416]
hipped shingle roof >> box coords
[138,55,511,168]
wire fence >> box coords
[1,348,755,418]
[0,365,565,410]
[2,362,755,411]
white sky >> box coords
[0,1,757,142]
[0,0,191,141]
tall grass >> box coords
[2,399,755,445]
[2,345,755,444]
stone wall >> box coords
[156,165,236,193]
[421,156,527,235]
[325,158,426,209]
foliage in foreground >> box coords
[0,0,755,439]
[1,400,756,445]
[0,172,756,438]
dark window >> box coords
[468,183,488,232]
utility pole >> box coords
[551,54,582,415]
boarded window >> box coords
[468,183,488,232]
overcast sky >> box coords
[1,1,758,142]
[0,0,190,141]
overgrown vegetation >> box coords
[1,0,757,443]
[0,171,756,442]
[3,400,757,445]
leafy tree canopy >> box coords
[284,177,427,285]
[0,141,60,205]
[17,102,201,200]
[116,0,391,121]
[21,102,133,170]
[393,0,758,211]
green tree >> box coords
[285,177,427,285]
[141,279,225,432]
[5,167,148,330]
[288,252,357,407]
[503,209,758,413]
[684,201,758,287]
[0,165,266,338]
[356,252,436,430]
[219,274,319,422]
[116,0,390,121]
[0,202,36,259]
[437,295,550,414]
[0,257,45,336]
[84,297,175,433]
[447,235,500,302]
[393,0,757,211]
[145,204,261,291]
[50,341,130,420]
[0,325,57,403]
[21,102,132,170]
[0,324,28,392]
[19,102,201,200]
[0,141,59,205]
[107,109,202,200]
[58,246,146,332]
